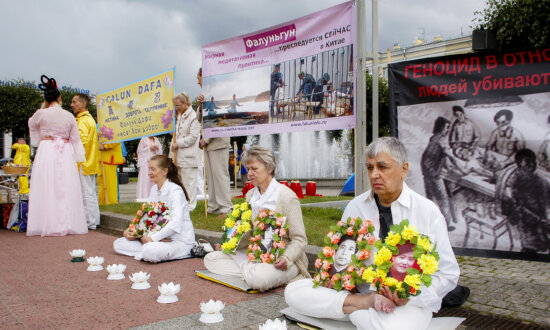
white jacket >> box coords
[170,109,200,168]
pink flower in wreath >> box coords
[346,227,354,236]
[248,253,255,261]
[279,228,287,236]
[315,258,323,269]
[342,274,352,282]
[343,280,355,291]
[322,260,331,271]
[136,210,143,217]
[337,220,347,227]
[258,222,266,231]
[357,266,365,277]
[327,231,334,238]
[278,240,286,249]
[365,219,374,227]
[349,217,357,226]
[269,210,276,216]
[357,249,370,260]
[313,274,320,283]
[330,236,341,245]
[322,246,335,258]
[253,244,260,251]
[276,216,285,227]
[320,271,330,280]
[331,274,340,285]
[346,265,356,273]
[260,253,271,263]
[366,234,376,245]
[248,244,254,251]
[259,210,268,218]
[254,235,262,242]
[358,225,368,235]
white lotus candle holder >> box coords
[69,249,86,262]
[86,256,104,271]
[259,318,287,330]
[157,282,180,304]
[199,299,225,324]
[106,264,126,280]
[129,271,151,290]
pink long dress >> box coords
[136,137,163,200]
[27,104,88,236]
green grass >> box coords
[99,196,348,246]
[129,177,138,183]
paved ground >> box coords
[1,182,548,329]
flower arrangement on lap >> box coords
[220,202,252,254]
[247,209,289,263]
[312,217,376,291]
[362,220,439,299]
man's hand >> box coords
[273,258,287,271]
[380,286,409,306]
[200,138,207,148]
[197,94,204,104]
[99,144,105,151]
[140,235,153,244]
[171,143,177,153]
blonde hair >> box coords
[174,92,191,105]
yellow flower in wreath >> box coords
[401,225,419,240]
[240,202,249,211]
[385,232,401,246]
[417,236,432,251]
[404,274,421,290]
[231,209,241,218]
[374,247,393,266]
[241,221,252,233]
[362,267,377,283]
[224,218,235,229]
[417,254,439,275]
[241,210,253,221]
[383,277,399,288]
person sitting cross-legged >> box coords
[284,137,459,330]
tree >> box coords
[0,79,97,143]
[473,0,550,50]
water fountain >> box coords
[247,130,353,180]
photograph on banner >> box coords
[202,44,354,128]
[202,1,356,138]
[97,68,175,144]
[388,48,550,259]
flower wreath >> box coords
[362,219,440,299]
[312,217,376,291]
[246,209,289,264]
[127,202,171,238]
[220,202,253,254]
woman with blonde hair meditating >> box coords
[204,145,309,291]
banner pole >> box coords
[355,0,368,195]
[199,102,208,217]
[233,141,238,191]
[100,150,109,205]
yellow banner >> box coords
[97,68,175,143]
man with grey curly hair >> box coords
[285,136,460,330]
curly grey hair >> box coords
[365,137,408,165]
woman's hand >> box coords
[214,243,222,251]
[123,229,136,241]
[171,143,177,153]
[380,286,409,306]
[140,235,153,244]
[274,257,287,271]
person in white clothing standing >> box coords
[113,155,196,262]
[284,137,460,330]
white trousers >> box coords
[204,251,298,291]
[79,172,100,229]
[113,237,193,263]
[179,166,198,211]
[197,165,205,196]
[285,279,433,330]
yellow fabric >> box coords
[100,143,124,165]
[76,111,100,175]
[12,143,31,166]
[98,163,118,205]
[11,143,30,194]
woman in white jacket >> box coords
[170,92,201,211]
[113,155,196,262]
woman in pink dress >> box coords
[27,75,88,236]
[136,136,163,200]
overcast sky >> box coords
[0,0,483,98]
